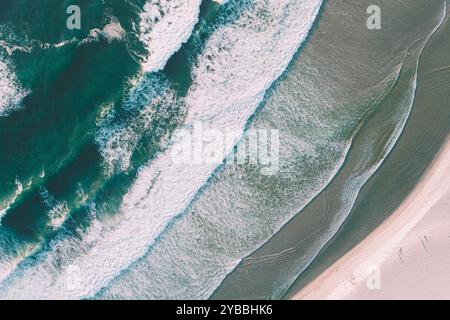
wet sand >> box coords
[294,138,450,299]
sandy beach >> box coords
[294,137,450,300]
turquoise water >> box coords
[0,0,448,299]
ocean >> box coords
[0,0,448,299]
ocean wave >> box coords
[95,74,184,175]
[0,15,125,57]
[81,16,126,45]
[0,59,27,117]
[0,41,31,55]
[259,4,449,298]
[39,188,71,230]
[0,179,23,222]
[1,0,322,299]
[0,24,32,55]
[0,242,37,287]
[99,139,351,300]
[0,0,323,299]
[99,0,449,300]
[139,0,202,72]
[38,16,126,49]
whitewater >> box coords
[139,0,202,72]
[0,0,324,299]
[0,59,26,117]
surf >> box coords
[0,59,27,117]
[0,0,324,299]
[139,0,203,72]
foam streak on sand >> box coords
[0,0,323,299]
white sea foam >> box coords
[0,0,323,299]
[39,188,70,230]
[51,17,126,48]
[31,19,125,50]
[95,75,182,175]
[0,24,32,55]
[1,16,125,55]
[0,179,24,224]
[0,40,31,55]
[99,139,352,300]
[83,17,126,45]
[0,255,27,286]
[0,59,27,117]
[139,0,202,72]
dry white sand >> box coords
[294,138,450,300]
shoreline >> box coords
[293,136,450,300]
